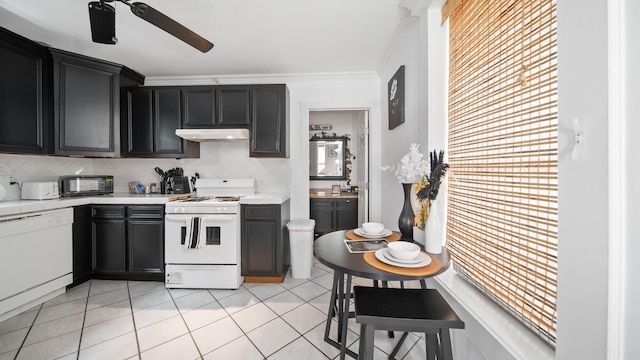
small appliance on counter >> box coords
[58,175,114,197]
[21,182,60,200]
[154,167,191,194]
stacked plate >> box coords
[375,248,432,268]
[354,227,392,238]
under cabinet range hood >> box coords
[175,128,250,142]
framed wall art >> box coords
[388,65,405,130]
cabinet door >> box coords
[72,205,92,286]
[242,220,278,276]
[310,199,334,237]
[155,89,184,155]
[126,89,154,155]
[53,56,119,156]
[217,86,250,127]
[241,205,282,277]
[250,85,287,157]
[127,219,164,274]
[335,199,358,231]
[92,219,126,273]
[0,28,51,154]
[182,87,216,128]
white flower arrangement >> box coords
[381,143,429,183]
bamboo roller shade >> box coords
[446,0,558,346]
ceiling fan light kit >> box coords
[88,1,117,44]
[87,0,213,53]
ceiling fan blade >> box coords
[130,2,214,53]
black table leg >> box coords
[323,270,358,359]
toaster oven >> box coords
[59,175,114,197]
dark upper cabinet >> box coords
[182,87,216,128]
[123,87,199,158]
[250,85,289,158]
[122,83,289,158]
[51,49,120,156]
[182,86,251,129]
[50,49,144,157]
[217,86,251,127]
[0,27,52,154]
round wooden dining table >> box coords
[313,230,451,360]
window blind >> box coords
[446,0,558,346]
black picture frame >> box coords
[388,65,405,130]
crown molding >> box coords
[144,71,379,86]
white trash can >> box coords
[287,219,316,279]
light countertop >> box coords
[240,193,290,205]
[0,192,290,217]
[309,188,358,199]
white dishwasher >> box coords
[0,208,73,320]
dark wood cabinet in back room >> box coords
[310,197,358,237]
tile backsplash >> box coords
[0,141,290,201]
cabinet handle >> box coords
[345,200,350,203]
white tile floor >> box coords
[0,260,429,360]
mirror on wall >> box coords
[309,138,346,180]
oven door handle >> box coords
[165,214,237,223]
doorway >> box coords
[308,110,370,226]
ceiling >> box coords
[0,0,416,78]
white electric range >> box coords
[164,178,255,289]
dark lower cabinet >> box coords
[241,202,290,279]
[92,205,164,281]
[71,205,93,287]
[310,198,358,237]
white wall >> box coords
[556,0,609,358]
[624,0,639,358]
[378,16,424,231]
[395,0,635,359]
[290,75,381,220]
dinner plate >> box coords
[384,250,422,264]
[375,248,432,268]
[354,228,392,238]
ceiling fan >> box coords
[88,0,213,53]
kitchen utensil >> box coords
[172,176,191,194]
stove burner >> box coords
[179,196,214,202]
[214,196,241,202]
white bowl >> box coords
[387,242,421,261]
[362,222,384,235]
